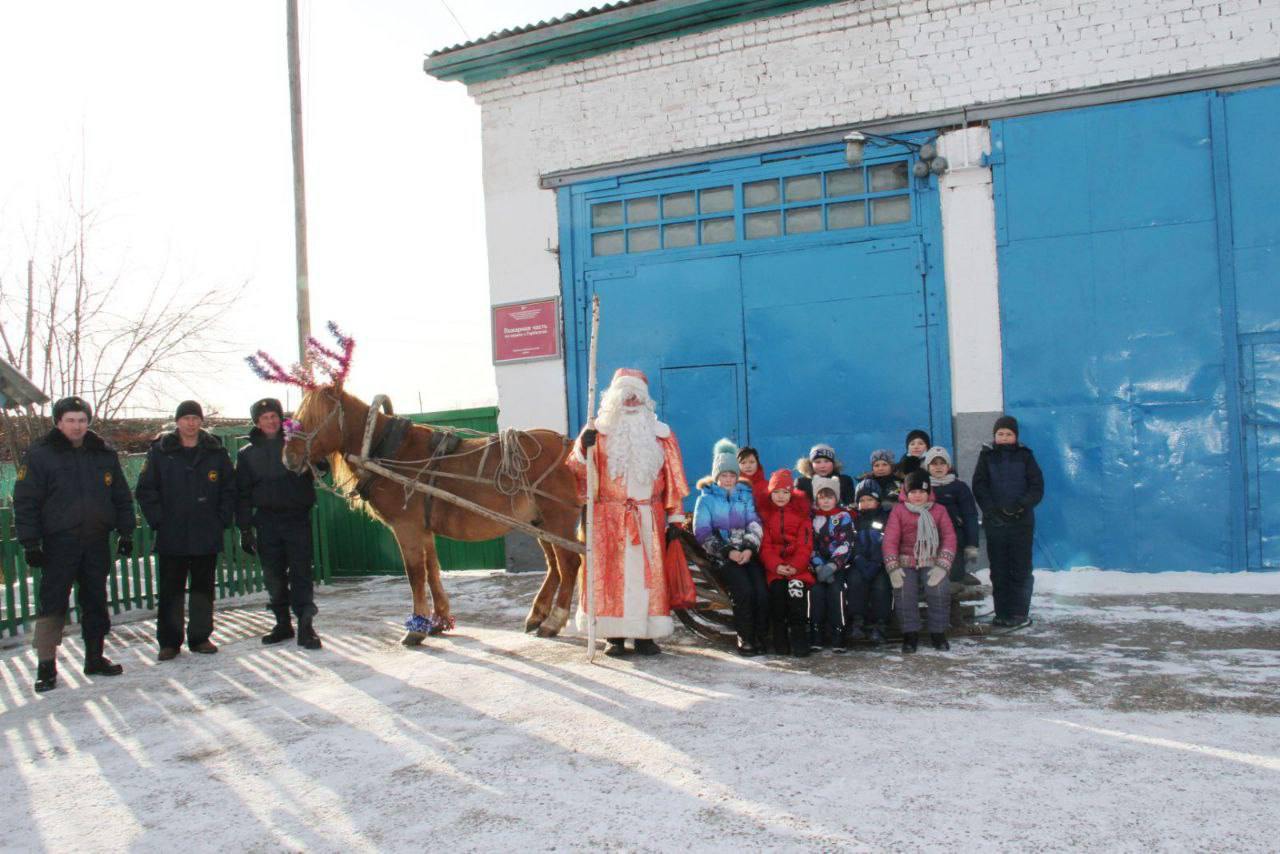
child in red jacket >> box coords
[884,470,957,653]
[758,469,813,657]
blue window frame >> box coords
[586,158,914,256]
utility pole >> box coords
[287,0,312,362]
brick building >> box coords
[425,0,1280,572]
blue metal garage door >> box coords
[561,141,949,503]
[992,84,1280,572]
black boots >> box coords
[930,632,951,651]
[83,638,123,677]
[901,631,919,654]
[788,623,811,658]
[297,617,322,650]
[604,638,629,657]
[633,639,661,655]
[35,659,57,693]
[263,622,295,645]
[736,635,761,657]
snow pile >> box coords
[0,572,1277,851]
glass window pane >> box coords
[745,211,781,240]
[826,169,862,197]
[592,201,623,228]
[701,217,735,244]
[783,174,822,203]
[700,186,734,214]
[785,206,822,234]
[871,196,911,225]
[744,179,780,208]
[828,201,867,230]
[663,222,697,248]
[592,231,625,256]
[626,196,659,223]
[869,162,910,192]
[662,192,696,218]
[628,226,660,252]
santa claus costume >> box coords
[567,368,689,656]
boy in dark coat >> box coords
[857,449,901,508]
[13,397,135,692]
[971,415,1044,629]
[923,446,981,588]
[135,401,236,660]
[795,443,857,506]
[758,469,813,657]
[897,429,931,478]
[848,478,892,644]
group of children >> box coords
[690,416,1044,657]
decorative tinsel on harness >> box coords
[245,321,355,389]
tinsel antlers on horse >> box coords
[246,323,585,645]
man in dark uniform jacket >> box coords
[135,400,235,661]
[12,396,135,692]
[235,397,323,650]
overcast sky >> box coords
[0,0,570,419]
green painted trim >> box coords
[409,405,499,425]
[424,0,846,85]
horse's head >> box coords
[283,385,346,473]
[245,321,356,475]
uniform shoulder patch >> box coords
[208,470,219,482]
[104,471,113,486]
[16,465,26,481]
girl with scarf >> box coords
[883,470,957,652]
[922,446,981,587]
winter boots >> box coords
[633,639,661,656]
[901,631,919,654]
[788,622,811,658]
[34,659,57,693]
[865,627,887,645]
[263,607,295,645]
[605,637,629,657]
[736,636,762,657]
[297,617,322,650]
[930,632,951,651]
[83,638,123,677]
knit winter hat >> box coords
[993,415,1019,438]
[903,470,931,495]
[175,400,204,421]
[855,478,882,503]
[808,443,837,464]
[922,446,952,470]
[905,429,932,451]
[811,475,840,501]
[869,449,895,466]
[52,396,92,423]
[767,468,793,493]
[711,438,740,479]
[250,397,284,423]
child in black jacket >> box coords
[847,478,892,644]
[971,416,1044,629]
[922,446,981,588]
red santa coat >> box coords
[566,421,689,638]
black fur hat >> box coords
[52,396,92,423]
[250,397,284,423]
[903,469,931,494]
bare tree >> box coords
[0,165,242,425]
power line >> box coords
[438,0,470,40]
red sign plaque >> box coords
[492,298,561,363]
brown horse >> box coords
[282,385,584,644]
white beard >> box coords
[596,386,664,485]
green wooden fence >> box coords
[0,406,505,636]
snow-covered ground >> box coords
[2,568,1278,852]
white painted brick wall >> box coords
[470,0,1279,174]
[471,0,1279,432]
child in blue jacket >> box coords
[847,478,892,644]
[694,438,767,655]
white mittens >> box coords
[888,567,904,589]
[927,566,947,587]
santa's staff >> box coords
[584,295,601,662]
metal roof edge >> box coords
[423,0,846,84]
[0,358,48,409]
[538,57,1280,188]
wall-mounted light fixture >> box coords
[844,130,948,176]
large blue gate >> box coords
[560,141,950,504]
[992,84,1280,572]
